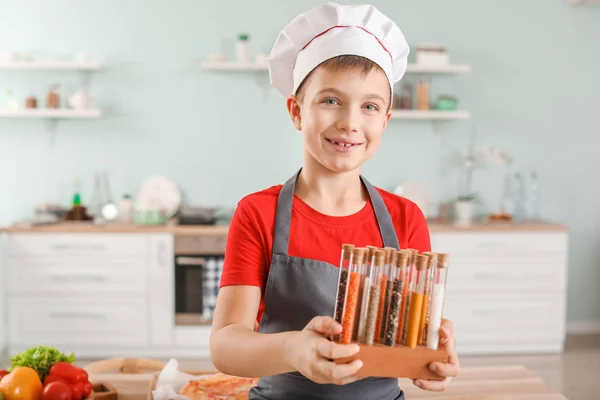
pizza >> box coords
[180,373,259,400]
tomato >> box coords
[0,371,8,383]
[81,382,92,398]
[42,381,72,400]
[48,364,87,384]
[69,384,82,400]
[0,367,43,400]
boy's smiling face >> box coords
[288,57,392,174]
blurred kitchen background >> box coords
[0,0,599,398]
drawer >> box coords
[174,234,227,255]
[7,234,148,259]
[8,296,149,346]
[8,262,148,294]
[430,232,568,257]
[443,294,566,343]
[444,256,566,295]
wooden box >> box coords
[334,343,449,380]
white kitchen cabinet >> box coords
[431,230,568,355]
[0,233,7,355]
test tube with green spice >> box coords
[331,243,354,342]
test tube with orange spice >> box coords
[427,253,450,350]
[357,246,376,341]
[339,248,364,344]
[418,252,436,345]
[383,250,408,346]
[351,248,367,340]
[363,249,385,345]
[404,254,429,348]
[398,249,418,344]
[332,244,355,342]
[377,248,396,343]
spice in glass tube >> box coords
[378,248,397,342]
[383,250,408,346]
[332,244,354,340]
[375,248,394,341]
[418,252,436,345]
[340,248,364,344]
[427,253,450,350]
[352,251,367,340]
[363,249,385,345]
[399,249,418,344]
[357,247,376,341]
[404,254,428,348]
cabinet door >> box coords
[148,234,175,346]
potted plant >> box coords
[454,192,477,227]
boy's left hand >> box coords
[413,319,460,391]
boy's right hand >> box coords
[284,316,363,385]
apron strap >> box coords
[273,169,400,256]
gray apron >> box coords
[249,170,405,400]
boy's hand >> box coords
[285,316,363,385]
[413,319,460,391]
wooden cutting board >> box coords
[91,365,568,400]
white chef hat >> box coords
[268,2,410,99]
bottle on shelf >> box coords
[416,79,430,110]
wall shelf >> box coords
[0,109,101,119]
[201,61,471,74]
[390,110,469,120]
[0,61,101,71]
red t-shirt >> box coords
[220,184,431,325]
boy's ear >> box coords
[286,95,302,131]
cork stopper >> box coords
[422,251,436,269]
[342,244,355,260]
[406,248,418,265]
[353,248,366,265]
[388,248,398,265]
[436,253,449,268]
[384,247,396,264]
[374,249,386,267]
[415,254,428,271]
[366,245,378,262]
[395,250,409,268]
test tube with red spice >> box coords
[383,250,409,346]
[363,249,385,345]
[427,253,450,350]
[404,254,429,348]
[418,252,437,345]
[376,247,396,343]
[398,249,418,344]
[332,244,354,342]
[340,247,365,344]
[357,246,376,341]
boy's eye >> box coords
[322,98,339,105]
[364,103,379,112]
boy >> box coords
[210,3,459,399]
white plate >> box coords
[136,176,181,218]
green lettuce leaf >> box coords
[9,345,75,381]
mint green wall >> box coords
[1,1,599,323]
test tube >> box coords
[399,249,418,344]
[383,250,409,346]
[352,248,367,340]
[426,253,450,350]
[332,244,355,342]
[357,247,376,342]
[418,252,437,345]
[375,247,395,342]
[404,254,428,348]
[378,248,397,343]
[340,247,364,344]
[363,249,385,345]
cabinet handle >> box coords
[50,312,107,320]
[176,257,205,266]
[51,244,107,251]
[50,274,108,282]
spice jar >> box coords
[25,94,38,109]
[416,79,430,110]
[399,83,413,110]
[46,84,61,108]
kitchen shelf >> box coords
[201,61,470,74]
[0,60,101,71]
[390,110,469,120]
[0,109,101,118]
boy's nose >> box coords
[336,108,361,133]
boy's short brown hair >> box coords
[294,55,392,110]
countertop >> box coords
[0,219,568,234]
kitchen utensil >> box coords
[101,171,119,222]
[136,176,181,218]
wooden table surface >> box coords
[89,365,568,400]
